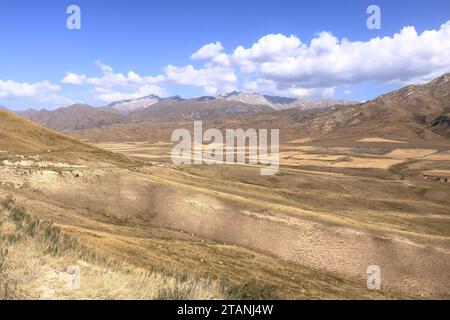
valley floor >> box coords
[1,136,450,299]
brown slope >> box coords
[0,109,133,165]
[310,73,450,144]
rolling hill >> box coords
[0,108,132,165]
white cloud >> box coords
[165,64,237,95]
[231,22,450,88]
[73,62,167,103]
[96,61,113,74]
[61,72,86,85]
[93,84,166,103]
[86,63,165,88]
[211,53,231,67]
[233,34,301,63]
[244,78,335,98]
[14,20,450,108]
[191,41,224,60]
[0,79,71,104]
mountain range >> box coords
[67,73,450,145]
[5,73,450,144]
[17,93,355,131]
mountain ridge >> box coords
[18,93,355,131]
[67,73,450,145]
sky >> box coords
[0,0,449,110]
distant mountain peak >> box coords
[107,96,160,114]
[195,96,216,101]
[167,95,184,100]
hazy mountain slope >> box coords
[16,93,355,132]
[128,99,274,122]
[218,91,355,111]
[20,104,128,131]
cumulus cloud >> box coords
[66,62,166,103]
[231,22,450,89]
[61,73,86,85]
[244,78,335,98]
[0,79,71,104]
[179,22,450,97]
[16,20,450,106]
[93,84,166,103]
[191,41,224,60]
[165,64,237,95]
[232,34,302,73]
[211,53,231,67]
[86,63,165,88]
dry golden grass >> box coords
[0,197,226,300]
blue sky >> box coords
[0,0,449,110]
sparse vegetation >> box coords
[0,196,229,300]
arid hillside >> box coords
[0,109,132,166]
